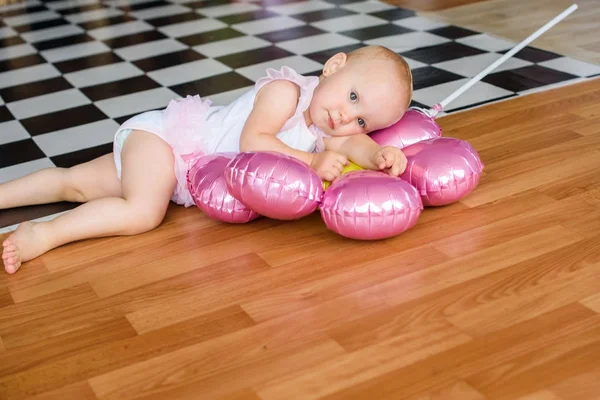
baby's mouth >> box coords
[328,113,334,129]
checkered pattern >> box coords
[1,0,600,222]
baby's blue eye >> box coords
[350,91,357,101]
[358,118,365,127]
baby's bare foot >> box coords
[2,222,49,274]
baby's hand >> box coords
[372,146,407,176]
[310,151,348,182]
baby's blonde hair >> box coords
[347,45,413,108]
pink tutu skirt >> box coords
[113,95,213,207]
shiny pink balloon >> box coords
[369,108,442,149]
[400,137,484,206]
[187,153,260,223]
[320,170,423,240]
[225,152,323,220]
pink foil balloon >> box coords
[400,137,484,206]
[225,152,323,220]
[320,170,423,240]
[187,153,260,223]
[369,108,442,149]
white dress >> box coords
[113,66,330,207]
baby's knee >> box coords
[56,168,87,203]
[124,201,167,235]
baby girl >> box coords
[1,44,413,274]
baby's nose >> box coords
[341,111,355,125]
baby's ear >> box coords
[323,52,347,76]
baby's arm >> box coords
[239,80,314,166]
[325,134,380,169]
[325,134,408,176]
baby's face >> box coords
[309,57,410,137]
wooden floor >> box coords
[421,0,600,65]
[1,74,599,398]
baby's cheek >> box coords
[344,124,362,136]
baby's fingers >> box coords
[373,151,386,169]
[333,160,345,173]
[321,170,336,182]
[392,158,407,176]
[335,153,349,166]
[386,156,395,169]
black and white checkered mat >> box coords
[1,0,599,230]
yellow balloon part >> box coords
[323,161,364,190]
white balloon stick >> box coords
[430,3,578,116]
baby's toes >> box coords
[2,245,17,258]
[5,259,21,274]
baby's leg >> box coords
[1,154,122,272]
[0,154,121,210]
[2,131,176,274]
